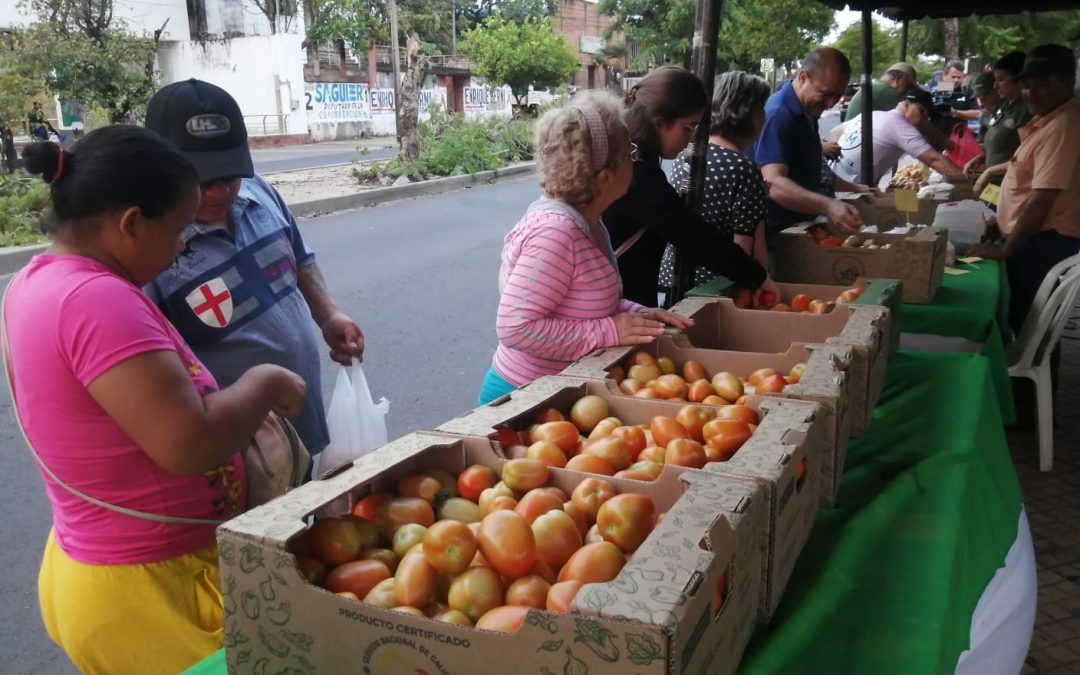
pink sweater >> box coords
[493,199,644,386]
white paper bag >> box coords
[316,365,390,476]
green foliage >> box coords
[460,15,578,103]
[305,0,461,57]
[597,0,695,68]
[830,20,901,78]
[908,11,1080,63]
[0,172,50,246]
[0,65,41,130]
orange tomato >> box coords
[562,501,591,538]
[481,494,518,516]
[478,510,536,579]
[448,567,504,622]
[820,236,844,247]
[654,374,689,400]
[836,289,860,304]
[702,394,728,406]
[394,552,439,608]
[514,490,564,524]
[618,378,645,396]
[596,493,656,552]
[475,605,530,633]
[790,294,812,313]
[570,395,610,433]
[613,469,657,481]
[570,477,618,521]
[675,405,713,443]
[358,547,398,574]
[362,577,397,608]
[377,497,435,532]
[533,407,565,423]
[351,492,393,523]
[682,360,706,383]
[305,517,365,567]
[587,417,622,441]
[638,445,666,464]
[687,379,715,403]
[757,374,787,393]
[564,453,615,475]
[665,438,707,468]
[627,351,658,368]
[504,575,551,609]
[396,474,442,504]
[435,610,474,626]
[546,580,583,613]
[457,465,498,502]
[771,303,791,312]
[610,426,647,461]
[808,299,830,314]
[326,559,392,599]
[710,372,743,403]
[530,421,580,453]
[704,420,753,461]
[634,387,660,399]
[557,542,626,584]
[583,436,632,471]
[627,460,663,479]
[810,226,828,242]
[748,368,778,387]
[531,509,583,568]
[650,416,690,447]
[731,286,754,308]
[788,363,806,383]
[501,458,550,492]
[422,520,478,574]
[525,441,568,468]
[715,404,760,425]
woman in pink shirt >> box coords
[4,127,306,673]
[479,92,692,404]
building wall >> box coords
[552,0,619,89]
[0,0,190,40]
[158,33,308,136]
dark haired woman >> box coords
[661,71,775,290]
[972,51,1032,191]
[4,127,306,673]
[603,65,776,307]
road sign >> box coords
[760,58,775,73]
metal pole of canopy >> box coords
[900,19,909,61]
[860,8,875,189]
[671,0,722,306]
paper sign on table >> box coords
[979,184,1001,206]
[894,188,919,213]
[944,267,972,275]
[958,256,983,264]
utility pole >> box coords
[390,0,403,154]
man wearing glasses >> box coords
[143,79,365,459]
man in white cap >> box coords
[143,79,365,457]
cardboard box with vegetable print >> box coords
[218,432,768,675]
[437,377,825,620]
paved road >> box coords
[252,140,396,174]
[0,177,537,673]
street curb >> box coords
[288,162,536,219]
[0,243,48,276]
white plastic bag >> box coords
[316,365,390,476]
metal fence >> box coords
[243,114,290,136]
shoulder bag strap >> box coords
[615,228,646,259]
[1,278,223,526]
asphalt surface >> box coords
[251,140,396,174]
[0,177,537,673]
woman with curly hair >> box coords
[603,66,777,307]
[477,91,693,405]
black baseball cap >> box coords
[145,79,254,183]
[900,87,934,113]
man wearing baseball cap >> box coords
[843,61,953,152]
[143,78,365,458]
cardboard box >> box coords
[844,192,940,227]
[560,336,854,505]
[437,377,825,619]
[218,432,767,675]
[669,296,890,439]
[774,223,947,304]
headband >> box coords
[578,106,609,171]
[52,147,66,183]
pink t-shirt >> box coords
[5,255,247,565]
[493,200,643,386]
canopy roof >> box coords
[816,0,1080,20]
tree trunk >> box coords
[398,36,430,162]
[943,17,960,61]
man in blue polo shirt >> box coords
[753,48,863,251]
[144,79,365,457]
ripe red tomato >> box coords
[530,421,581,453]
[564,453,615,475]
[376,496,435,532]
[351,492,393,523]
[476,605,530,633]
[790,294,812,313]
[650,416,690,448]
[610,426,647,461]
[305,517,365,567]
[478,510,537,579]
[514,490,564,525]
[757,289,778,308]
[457,465,498,502]
[583,436,632,471]
[675,405,713,443]
[665,438,707,468]
[325,559,391,598]
[717,404,760,425]
[422,520,478,574]
[546,579,583,613]
[757,374,787,393]
[504,575,551,609]
[532,509,584,568]
[448,567,504,622]
[748,368,778,387]
[704,420,753,461]
[570,477,618,521]
[396,474,442,503]
[596,493,656,552]
[557,542,626,584]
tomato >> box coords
[351,492,393,523]
[836,289,860,304]
[795,458,807,486]
[628,363,662,384]
[710,372,743,403]
[704,420,753,461]
[687,379,715,403]
[650,416,690,448]
[570,395,610,433]
[478,510,537,579]
[637,445,666,464]
[558,542,626,584]
[530,421,581,453]
[633,387,661,399]
[514,489,564,524]
[584,524,605,545]
[627,351,658,368]
[306,517,364,567]
[534,486,567,502]
[502,458,550,492]
[533,407,566,423]
[702,394,728,406]
[493,425,525,449]
[757,374,787,393]
[610,426,647,461]
[326,559,392,598]
[335,591,360,601]
[422,601,450,618]
[362,577,397,608]
[396,474,441,504]
[422,467,458,499]
[654,374,689,400]
[476,605,530,633]
[504,575,551,609]
[377,497,435,532]
[608,365,626,382]
[392,523,428,558]
[808,299,831,314]
[358,547,398,574]
[614,469,657,481]
[788,363,806,383]
[583,436,632,471]
[457,465,498,502]
[820,236,844,247]
[393,606,427,617]
[717,404,760,425]
[564,453,615,475]
[570,477,618,522]
[618,378,645,396]
[748,368,778,387]
[562,501,591,537]
[437,497,482,524]
[665,438,707,468]
[675,405,713,443]
[296,555,327,586]
[656,356,676,375]
[504,443,529,459]
[790,294,812,313]
[394,551,439,607]
[596,493,656,552]
[480,493,518,516]
[423,520,478,574]
[627,460,663,479]
[810,226,828,242]
[757,289,778,309]
[435,610,474,626]
[525,440,568,468]
[532,509,583,568]
[771,303,791,312]
[731,286,754,308]
[448,567,504,622]
[546,580,583,613]
[681,360,706,383]
[588,416,623,442]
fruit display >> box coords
[602,350,805,402]
[729,284,866,313]
[887,162,930,190]
[808,226,892,250]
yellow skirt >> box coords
[38,529,224,675]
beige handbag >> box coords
[1,280,310,525]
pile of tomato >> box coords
[609,351,804,403]
[728,284,865,313]
[291,461,671,633]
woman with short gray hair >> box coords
[661,71,775,290]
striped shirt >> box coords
[493,198,644,386]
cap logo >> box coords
[186,114,231,138]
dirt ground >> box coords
[266,164,373,205]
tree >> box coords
[0,63,40,172]
[597,0,695,68]
[908,10,1080,64]
[829,20,900,78]
[460,15,578,104]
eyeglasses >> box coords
[629,142,640,162]
[683,123,700,136]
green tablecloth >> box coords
[898,260,1015,425]
[184,352,1022,675]
[740,350,1022,675]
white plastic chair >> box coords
[1007,254,1080,470]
